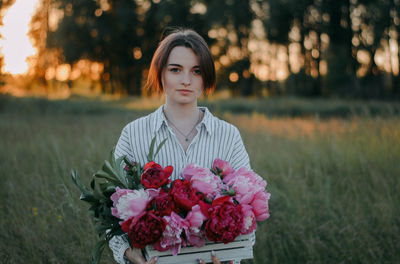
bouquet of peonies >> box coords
[71,137,270,264]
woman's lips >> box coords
[177,89,192,94]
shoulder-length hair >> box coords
[147,28,216,94]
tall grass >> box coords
[0,96,399,263]
[229,115,400,263]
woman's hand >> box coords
[124,248,157,264]
[198,250,233,264]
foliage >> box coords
[70,133,167,263]
[23,0,398,98]
[260,0,400,98]
[70,153,133,262]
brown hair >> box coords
[147,28,216,94]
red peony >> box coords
[147,189,174,217]
[141,162,173,189]
[169,179,203,213]
[204,197,243,244]
[121,211,166,249]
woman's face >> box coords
[162,46,204,106]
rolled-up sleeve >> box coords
[109,235,131,264]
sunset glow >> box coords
[0,0,39,75]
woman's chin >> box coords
[168,96,198,106]
[177,100,196,106]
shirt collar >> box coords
[153,105,167,134]
[198,106,213,135]
[153,105,214,135]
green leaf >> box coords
[80,193,97,203]
[115,155,125,167]
[94,222,112,235]
[146,136,167,162]
[106,224,125,238]
[92,181,106,200]
[221,189,236,196]
[109,148,116,167]
[154,138,168,160]
[123,156,133,167]
[71,169,90,193]
[134,163,142,187]
[99,182,115,197]
[116,156,129,187]
[91,240,107,264]
[104,160,128,188]
[110,152,127,185]
[71,169,97,203]
[94,169,123,187]
[147,136,157,161]
[89,204,98,214]
[90,179,95,190]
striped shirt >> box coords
[109,105,253,264]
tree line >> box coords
[1,0,400,99]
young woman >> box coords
[109,28,254,264]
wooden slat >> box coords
[144,234,254,264]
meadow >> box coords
[0,95,399,263]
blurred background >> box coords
[0,0,399,99]
[1,1,400,263]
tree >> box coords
[29,0,55,93]
[47,0,112,91]
[204,0,255,96]
[356,0,398,98]
[261,0,326,96]
[321,0,358,97]
[392,0,400,97]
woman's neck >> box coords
[163,101,200,125]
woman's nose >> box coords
[181,72,191,86]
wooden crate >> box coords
[144,234,253,264]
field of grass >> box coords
[0,95,399,263]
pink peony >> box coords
[223,167,267,204]
[184,205,206,247]
[185,205,206,228]
[212,158,235,178]
[251,191,271,221]
[153,212,186,255]
[184,227,205,247]
[181,163,223,199]
[240,204,257,234]
[110,187,151,221]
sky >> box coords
[0,0,39,74]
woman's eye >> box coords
[193,69,201,75]
[169,68,180,73]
